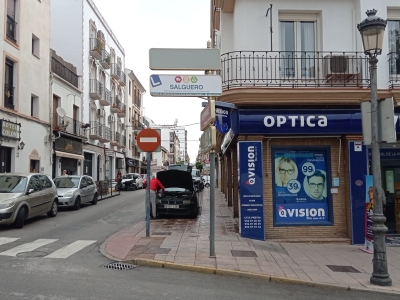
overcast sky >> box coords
[92,0,210,162]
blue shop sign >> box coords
[214,106,231,134]
[239,141,265,240]
[238,109,400,135]
[367,148,400,160]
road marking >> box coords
[45,240,97,259]
[0,237,19,246]
[140,137,157,143]
[0,239,58,257]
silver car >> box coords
[0,173,58,228]
[54,175,98,210]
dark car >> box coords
[155,170,199,218]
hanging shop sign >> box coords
[238,141,265,240]
[0,119,21,140]
[214,106,231,134]
[272,147,333,226]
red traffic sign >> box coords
[137,128,161,152]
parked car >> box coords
[53,175,98,210]
[116,173,143,191]
[154,170,199,218]
[141,174,148,189]
[203,175,210,188]
[0,173,58,228]
[191,169,204,191]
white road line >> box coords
[0,239,58,257]
[44,240,97,259]
[0,237,19,246]
[140,137,157,143]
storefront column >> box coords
[224,155,228,200]
[232,145,239,218]
[227,150,232,207]
[221,156,225,197]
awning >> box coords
[55,151,84,160]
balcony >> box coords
[117,101,126,118]
[110,131,120,146]
[110,64,121,81]
[100,49,111,69]
[6,15,17,42]
[120,135,126,148]
[53,116,86,137]
[98,125,111,142]
[220,51,369,90]
[110,96,120,113]
[51,57,80,88]
[4,83,14,110]
[89,121,101,140]
[389,52,400,89]
[89,79,102,100]
[89,38,104,60]
[118,71,126,86]
[100,87,111,106]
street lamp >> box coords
[357,9,392,287]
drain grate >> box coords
[104,262,137,270]
[326,265,361,273]
[144,247,171,254]
[231,250,258,257]
[152,232,172,235]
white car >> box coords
[132,173,143,189]
[120,173,143,190]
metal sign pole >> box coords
[210,150,215,257]
[146,152,151,237]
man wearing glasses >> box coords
[306,170,326,200]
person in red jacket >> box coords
[150,176,164,218]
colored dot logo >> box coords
[175,76,182,83]
[191,76,198,83]
[183,76,190,83]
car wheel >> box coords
[91,193,98,205]
[13,207,26,229]
[47,200,58,217]
[74,197,81,210]
[205,183,210,188]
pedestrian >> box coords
[116,171,122,181]
[150,175,164,219]
[62,170,67,176]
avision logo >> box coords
[246,146,256,185]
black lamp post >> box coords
[357,9,392,287]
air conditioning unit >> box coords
[97,109,105,117]
[108,115,115,122]
[323,54,360,80]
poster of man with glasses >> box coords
[273,148,332,226]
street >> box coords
[0,191,396,299]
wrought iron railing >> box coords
[114,131,121,144]
[102,87,111,103]
[119,70,126,85]
[111,63,121,78]
[51,57,80,88]
[101,49,111,67]
[53,115,85,137]
[220,51,370,89]
[389,52,400,89]
[6,15,17,42]
[89,38,104,58]
[89,121,100,137]
[116,99,126,114]
[89,79,102,96]
[4,83,14,109]
[98,125,111,141]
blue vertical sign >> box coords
[239,141,265,240]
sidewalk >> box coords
[100,188,400,295]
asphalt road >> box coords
[0,190,397,300]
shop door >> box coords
[0,147,12,173]
[84,152,93,177]
[382,166,400,233]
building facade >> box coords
[1,0,52,174]
[211,0,400,243]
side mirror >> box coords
[26,189,35,195]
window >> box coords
[6,0,17,43]
[28,176,42,191]
[39,175,52,189]
[388,20,400,75]
[129,134,131,150]
[32,34,40,57]
[31,94,39,117]
[4,58,15,109]
[80,177,87,188]
[129,80,131,95]
[280,21,316,78]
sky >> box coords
[92,0,211,163]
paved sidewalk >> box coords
[100,188,400,295]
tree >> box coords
[195,162,203,171]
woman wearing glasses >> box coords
[275,157,298,187]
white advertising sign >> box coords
[149,75,222,97]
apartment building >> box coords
[212,0,400,243]
[0,0,51,174]
[50,0,127,182]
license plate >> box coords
[165,204,179,209]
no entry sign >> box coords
[137,128,161,152]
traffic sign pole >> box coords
[146,152,151,237]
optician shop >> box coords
[226,108,400,243]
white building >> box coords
[51,0,127,182]
[0,0,52,174]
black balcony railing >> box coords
[103,87,111,103]
[4,83,14,109]
[389,52,400,89]
[53,116,85,137]
[51,57,80,88]
[114,131,121,144]
[101,49,111,67]
[89,121,100,137]
[220,51,370,89]
[119,71,126,85]
[116,100,126,114]
[111,64,121,78]
[90,79,102,96]
[89,38,104,58]
[6,15,17,42]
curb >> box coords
[124,258,400,297]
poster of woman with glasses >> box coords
[273,148,332,225]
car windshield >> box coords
[0,176,28,193]
[122,174,133,179]
[54,177,79,188]
[165,187,191,193]
[191,170,200,177]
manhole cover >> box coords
[326,265,361,273]
[144,248,171,254]
[16,251,48,258]
[103,262,137,270]
[152,232,172,235]
[231,250,258,257]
